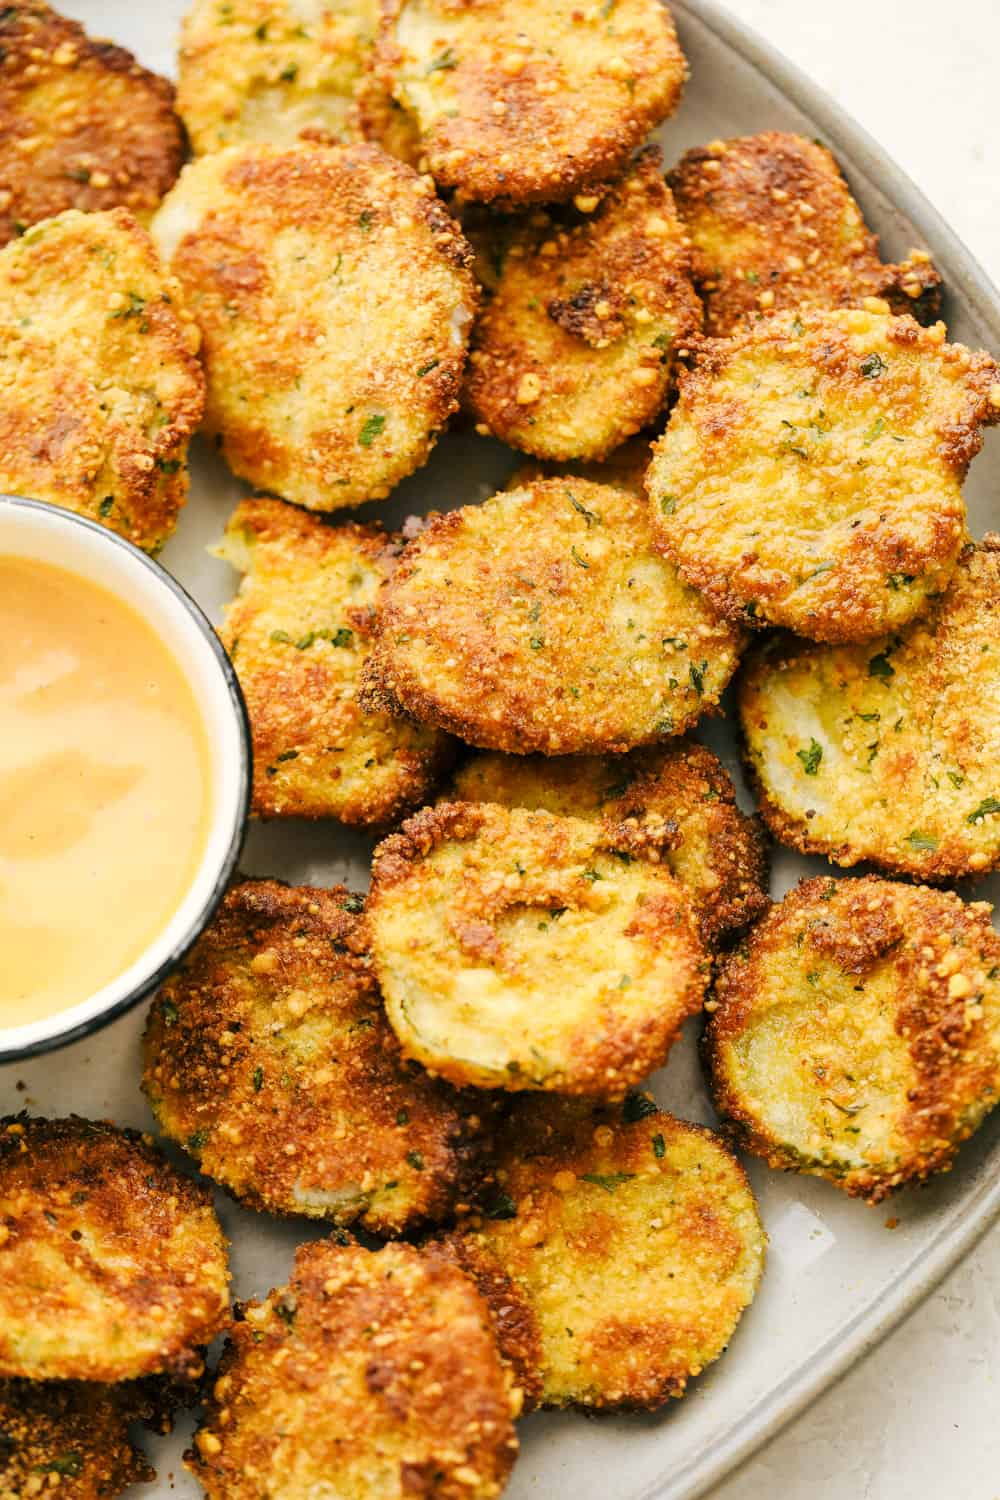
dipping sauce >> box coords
[0,556,212,1029]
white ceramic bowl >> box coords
[0,495,251,1062]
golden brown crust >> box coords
[144,879,490,1235]
[739,538,1000,881]
[449,740,768,944]
[152,141,477,510]
[217,497,454,823]
[361,477,744,755]
[0,1116,230,1383]
[0,207,205,551]
[0,3,183,245]
[669,131,942,337]
[440,1096,765,1411]
[647,308,1000,643]
[189,1239,519,1500]
[375,0,687,205]
[367,801,707,1097]
[705,876,1000,1203]
[465,149,702,461]
[0,1379,155,1500]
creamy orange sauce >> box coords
[0,556,212,1029]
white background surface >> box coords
[708,10,1000,1498]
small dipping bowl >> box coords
[0,495,251,1062]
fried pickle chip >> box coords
[144,879,488,1234]
[189,1239,519,1500]
[375,0,687,205]
[450,741,767,944]
[442,1096,765,1411]
[0,1379,154,1500]
[0,1116,229,1383]
[740,538,1000,880]
[669,132,942,337]
[0,3,183,246]
[216,498,453,823]
[367,802,707,1097]
[152,141,476,510]
[0,208,204,551]
[705,876,1000,1203]
[647,308,1000,643]
[361,478,743,755]
[465,149,701,461]
[178,0,378,155]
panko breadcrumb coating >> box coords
[189,1239,520,1500]
[0,1379,154,1500]
[442,1096,765,1411]
[0,1116,229,1384]
[465,148,701,461]
[367,802,707,1097]
[361,478,743,755]
[450,741,768,944]
[669,131,942,337]
[647,308,1000,643]
[705,876,1000,1203]
[0,2,183,246]
[0,208,204,551]
[152,141,476,510]
[740,538,1000,881]
[216,497,453,824]
[178,0,378,155]
[144,880,489,1234]
[375,0,687,204]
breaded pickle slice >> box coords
[740,539,1000,880]
[705,876,1000,1203]
[0,208,204,551]
[367,802,707,1097]
[669,132,942,337]
[0,1380,154,1500]
[144,880,488,1234]
[190,1239,519,1500]
[152,142,476,510]
[0,3,183,245]
[0,1117,229,1382]
[362,478,743,755]
[443,1096,765,1410]
[216,497,453,823]
[178,0,378,154]
[647,308,1000,642]
[465,149,701,461]
[450,740,768,943]
[375,0,687,205]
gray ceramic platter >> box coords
[8,4,1000,1498]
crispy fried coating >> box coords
[367,802,707,1097]
[361,478,743,755]
[152,141,476,510]
[0,208,204,551]
[740,538,1000,880]
[441,1095,765,1411]
[0,1116,229,1383]
[189,1239,519,1500]
[0,3,183,246]
[0,1379,154,1500]
[669,132,942,337]
[355,67,425,166]
[375,0,686,205]
[216,498,453,823]
[178,0,378,155]
[449,741,768,944]
[647,308,1000,643]
[465,149,701,461]
[705,876,1000,1203]
[144,879,489,1234]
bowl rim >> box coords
[0,493,252,1063]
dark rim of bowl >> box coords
[0,493,252,1063]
